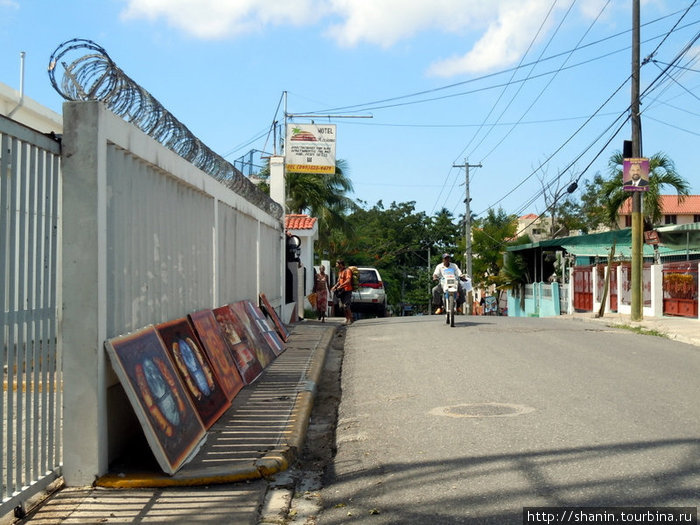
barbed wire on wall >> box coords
[48,38,283,219]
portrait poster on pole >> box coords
[188,309,245,402]
[623,157,650,192]
[286,123,336,174]
[104,325,206,475]
[156,318,231,430]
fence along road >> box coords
[0,114,62,518]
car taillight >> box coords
[361,282,383,289]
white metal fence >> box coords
[0,115,62,516]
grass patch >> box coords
[615,324,667,338]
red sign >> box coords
[644,230,659,245]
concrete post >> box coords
[61,101,109,484]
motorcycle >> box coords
[441,268,460,327]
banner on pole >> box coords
[286,124,336,174]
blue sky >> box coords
[1,0,698,220]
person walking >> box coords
[315,265,331,322]
[331,259,354,325]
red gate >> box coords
[662,262,698,318]
[573,265,593,311]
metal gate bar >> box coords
[0,115,62,517]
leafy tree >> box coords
[258,159,356,261]
[345,201,430,309]
[471,207,518,287]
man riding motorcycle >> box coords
[431,253,467,314]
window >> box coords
[664,215,677,225]
[694,214,700,223]
[625,216,632,227]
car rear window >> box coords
[359,270,379,284]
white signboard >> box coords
[286,124,336,174]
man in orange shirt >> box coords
[331,259,354,325]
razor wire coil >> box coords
[48,38,282,219]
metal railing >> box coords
[0,115,62,516]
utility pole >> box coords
[630,0,643,321]
[453,159,482,277]
[454,159,481,314]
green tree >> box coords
[471,207,518,288]
[259,159,356,261]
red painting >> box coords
[156,318,230,429]
[188,309,244,402]
[104,325,206,475]
[213,305,264,384]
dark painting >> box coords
[104,325,206,475]
[156,318,230,429]
[189,309,245,402]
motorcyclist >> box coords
[431,253,465,314]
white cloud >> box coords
[119,0,623,76]
[427,0,558,76]
[120,0,328,39]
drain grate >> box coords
[430,402,535,418]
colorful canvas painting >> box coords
[156,318,230,429]
[230,301,278,367]
[259,293,291,342]
[188,309,244,402]
[104,325,206,475]
[213,305,264,384]
[248,302,285,356]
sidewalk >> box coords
[16,319,341,525]
[562,311,700,348]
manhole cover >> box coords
[430,402,535,418]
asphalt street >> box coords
[318,314,700,524]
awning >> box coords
[655,222,700,250]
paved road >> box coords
[317,315,700,524]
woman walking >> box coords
[315,265,330,322]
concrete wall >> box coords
[61,101,284,485]
[507,282,561,317]
[0,82,62,134]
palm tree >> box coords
[602,151,690,228]
[259,159,356,261]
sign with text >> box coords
[286,124,336,174]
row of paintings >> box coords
[104,296,290,474]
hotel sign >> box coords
[286,124,336,174]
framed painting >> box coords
[104,325,206,475]
[247,302,285,356]
[156,318,230,429]
[188,309,244,402]
[259,293,290,342]
[213,305,264,384]
[230,301,278,368]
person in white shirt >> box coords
[431,253,464,314]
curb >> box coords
[95,323,337,489]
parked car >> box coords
[351,267,387,317]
